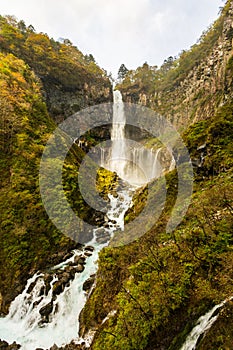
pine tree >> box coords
[117,63,129,81]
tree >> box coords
[117,64,129,81]
[17,20,27,33]
[58,37,73,46]
[63,38,73,46]
[160,56,174,73]
[84,53,96,63]
[27,24,35,32]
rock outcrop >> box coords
[120,2,233,130]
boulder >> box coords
[74,256,86,265]
[39,301,53,320]
[53,281,63,296]
[76,264,85,273]
[95,228,105,237]
[0,341,21,350]
[83,276,95,292]
[84,252,93,257]
[96,234,110,244]
[0,340,8,349]
[84,246,94,252]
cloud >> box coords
[0,0,223,76]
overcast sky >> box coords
[0,0,224,76]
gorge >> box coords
[0,1,233,349]
[0,89,165,349]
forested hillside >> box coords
[0,15,112,122]
[0,2,233,349]
[0,17,112,313]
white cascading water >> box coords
[0,89,163,349]
[180,296,233,350]
[102,90,162,186]
[0,189,133,350]
[108,90,127,178]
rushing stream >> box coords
[0,188,133,349]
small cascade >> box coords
[180,296,233,350]
[169,154,176,171]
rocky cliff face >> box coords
[120,2,233,130]
[41,77,112,124]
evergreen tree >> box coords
[117,63,129,81]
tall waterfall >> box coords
[103,90,162,185]
[109,90,127,176]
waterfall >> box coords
[180,296,233,350]
[104,90,162,185]
[107,90,127,179]
[0,89,168,349]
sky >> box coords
[0,0,224,77]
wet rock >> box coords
[76,264,85,273]
[39,285,45,296]
[32,297,43,308]
[95,229,110,237]
[0,341,21,350]
[55,340,87,349]
[78,229,93,244]
[62,252,74,261]
[84,246,94,252]
[53,281,63,296]
[95,228,105,236]
[96,235,110,244]
[74,256,86,265]
[10,342,20,350]
[39,301,53,321]
[47,245,82,267]
[26,275,41,294]
[83,275,95,292]
[49,345,59,350]
[95,229,111,244]
[64,265,78,277]
[84,252,93,257]
[60,272,70,286]
[0,340,9,349]
[44,273,53,283]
